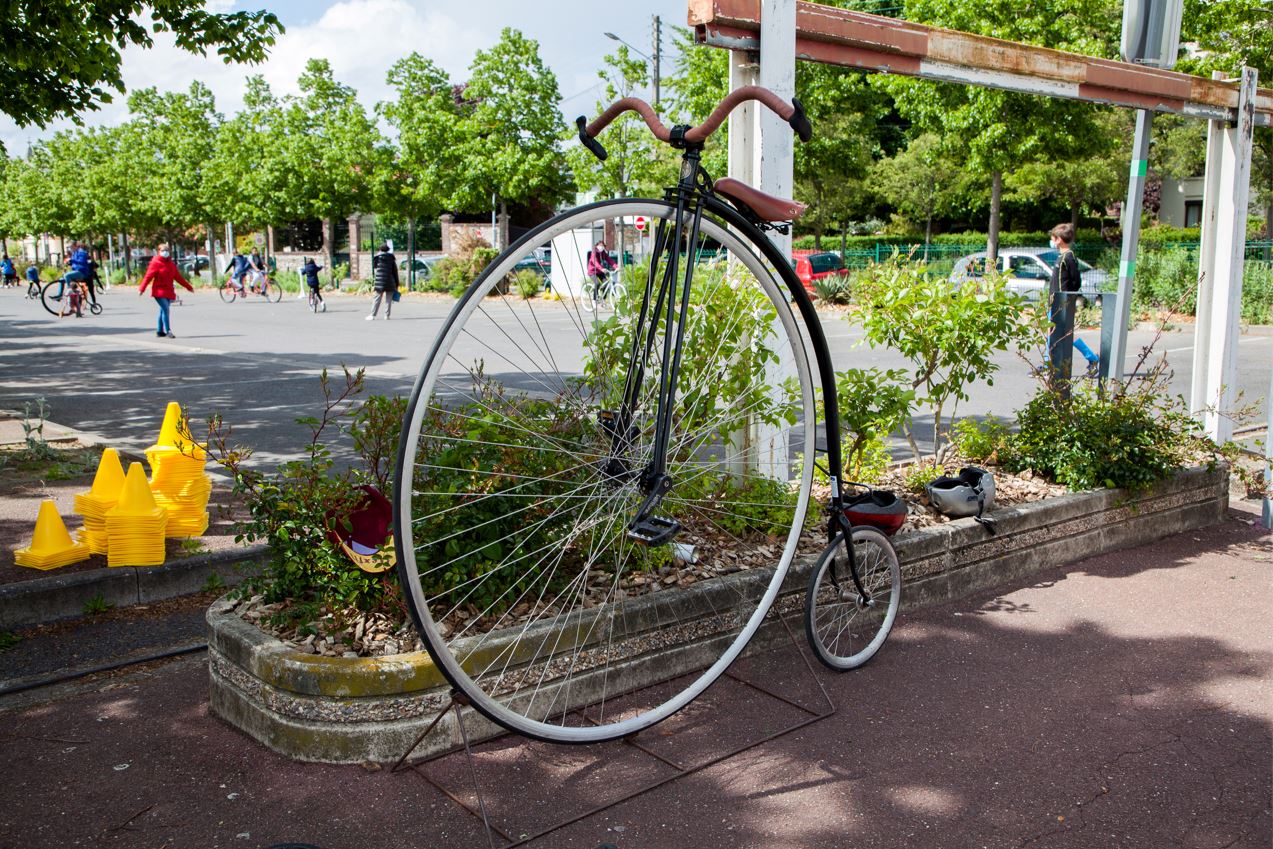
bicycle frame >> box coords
[612,147,861,577]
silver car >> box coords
[950,247,1109,305]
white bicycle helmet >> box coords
[926,466,997,530]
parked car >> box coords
[950,248,1109,305]
[399,255,446,277]
[792,251,850,293]
[176,256,210,276]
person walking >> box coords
[366,244,399,320]
[1048,223,1100,377]
[138,244,194,338]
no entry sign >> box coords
[634,216,647,232]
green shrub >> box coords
[1132,248,1199,313]
[1242,261,1273,324]
[832,367,914,481]
[510,269,543,300]
[109,268,127,286]
[812,274,852,304]
[1002,388,1184,491]
[902,460,942,495]
[952,416,1011,464]
[39,265,61,282]
[206,369,406,620]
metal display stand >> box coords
[391,613,836,848]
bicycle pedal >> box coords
[627,516,680,546]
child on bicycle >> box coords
[302,257,325,311]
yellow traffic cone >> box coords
[88,447,126,501]
[153,401,206,461]
[114,463,162,516]
[15,500,91,570]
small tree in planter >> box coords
[848,255,1043,463]
[204,367,409,629]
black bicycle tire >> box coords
[804,526,901,671]
[89,301,103,316]
[394,197,818,744]
[267,278,283,302]
[219,283,237,303]
[40,280,68,316]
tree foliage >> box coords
[0,0,282,129]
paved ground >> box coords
[1,509,1267,849]
[2,287,1269,467]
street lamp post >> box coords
[604,15,662,108]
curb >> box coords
[0,545,268,629]
[207,466,1228,764]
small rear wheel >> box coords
[219,283,237,303]
[89,301,103,316]
[27,281,41,300]
[804,526,901,671]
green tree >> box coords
[0,1,282,129]
[1176,0,1272,234]
[794,64,886,250]
[870,133,969,252]
[275,60,381,275]
[205,75,285,234]
[567,45,674,200]
[453,28,567,247]
[375,54,466,275]
[126,82,223,259]
[879,0,1120,263]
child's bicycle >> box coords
[307,286,326,313]
[41,276,101,317]
[392,86,902,745]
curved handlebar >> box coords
[577,85,812,162]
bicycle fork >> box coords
[601,162,706,546]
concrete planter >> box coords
[208,465,1228,764]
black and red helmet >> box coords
[842,487,907,536]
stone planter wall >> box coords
[208,466,1228,764]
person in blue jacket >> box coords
[55,244,91,298]
[1,254,16,288]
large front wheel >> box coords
[804,526,901,671]
[395,198,818,744]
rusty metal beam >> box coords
[689,0,1273,126]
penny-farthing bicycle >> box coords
[394,86,901,745]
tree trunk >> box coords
[407,215,416,292]
[205,223,216,284]
[322,217,335,286]
[986,170,1003,270]
[924,211,932,262]
[1070,202,1080,230]
[840,227,846,258]
[122,233,131,276]
[499,199,509,252]
[814,229,822,251]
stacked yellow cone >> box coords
[145,402,211,538]
[73,448,126,554]
[105,464,168,567]
[15,500,92,570]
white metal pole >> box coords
[1107,109,1153,380]
[1201,67,1257,443]
[1191,70,1228,418]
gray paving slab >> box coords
[0,514,1267,849]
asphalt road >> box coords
[1,285,1269,467]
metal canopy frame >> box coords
[691,0,1268,443]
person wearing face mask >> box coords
[138,244,194,338]
[1048,223,1100,377]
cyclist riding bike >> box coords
[247,250,268,293]
[585,240,615,299]
[57,244,92,299]
[228,250,250,295]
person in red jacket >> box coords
[138,244,194,338]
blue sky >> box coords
[1,0,691,154]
